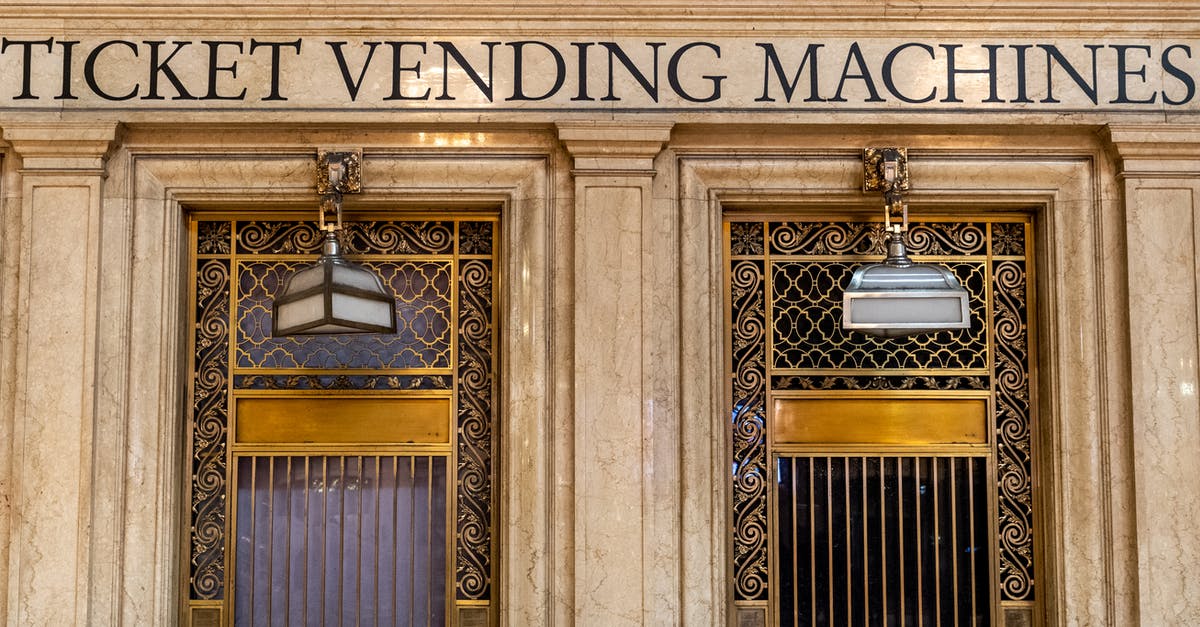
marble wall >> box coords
[0,3,1199,626]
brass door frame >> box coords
[182,211,500,627]
[724,209,1041,626]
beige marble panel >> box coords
[0,148,18,626]
[1125,184,1200,626]
[642,147,683,625]
[574,182,647,626]
[0,121,117,627]
[11,180,101,626]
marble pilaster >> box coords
[1,121,117,626]
[1108,124,1200,627]
[557,121,678,626]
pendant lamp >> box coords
[272,151,397,336]
[842,148,970,338]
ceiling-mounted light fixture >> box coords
[272,150,397,337]
[842,147,970,338]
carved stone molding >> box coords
[1106,125,1200,177]
[557,121,673,175]
[0,121,119,172]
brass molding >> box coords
[862,146,909,194]
[316,149,362,194]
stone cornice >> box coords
[4,3,1200,35]
[1105,124,1200,177]
[1,121,120,172]
[557,121,673,176]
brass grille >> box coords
[233,455,447,626]
[776,456,990,626]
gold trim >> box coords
[773,396,989,446]
[234,394,451,445]
[223,221,238,611]
[771,444,992,456]
[185,209,502,222]
[229,379,453,389]
[761,254,991,262]
[186,601,224,627]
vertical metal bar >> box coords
[792,458,799,627]
[968,460,977,627]
[249,458,257,627]
[409,456,416,627]
[809,458,816,627]
[391,456,399,627]
[916,457,923,627]
[862,456,869,627]
[934,459,941,627]
[284,457,293,624]
[321,457,328,627]
[898,457,905,627]
[358,455,365,627]
[827,457,834,626]
[339,455,347,627]
[427,456,434,623]
[881,456,888,627]
[375,456,382,627]
[303,457,310,627]
[267,457,275,627]
[951,459,959,627]
[844,456,852,626]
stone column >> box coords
[1108,125,1200,626]
[1,121,117,626]
[557,121,678,625]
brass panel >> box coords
[459,606,490,627]
[773,396,988,445]
[188,604,221,627]
[735,606,767,627]
[1004,604,1035,627]
[235,396,451,444]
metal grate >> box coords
[776,455,991,626]
[233,455,447,626]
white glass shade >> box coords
[842,262,970,338]
[272,232,397,336]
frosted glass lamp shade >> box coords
[842,262,970,338]
[272,232,396,336]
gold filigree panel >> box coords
[236,260,453,369]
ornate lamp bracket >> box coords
[316,149,362,232]
[863,147,910,227]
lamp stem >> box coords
[883,229,914,267]
[321,228,344,259]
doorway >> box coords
[725,214,1038,626]
[183,214,498,626]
